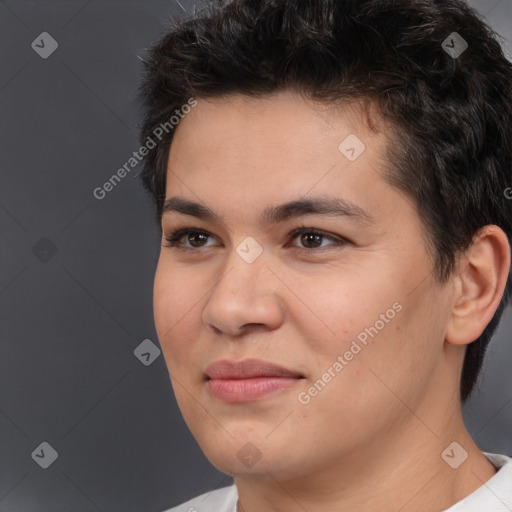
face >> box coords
[153,90,455,481]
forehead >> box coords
[169,91,383,155]
[168,92,387,180]
[163,91,408,228]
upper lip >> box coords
[204,358,304,380]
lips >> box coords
[204,358,305,403]
[204,358,304,380]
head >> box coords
[138,0,512,478]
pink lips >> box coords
[204,358,304,403]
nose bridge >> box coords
[212,239,267,303]
[202,239,284,335]
[216,233,268,289]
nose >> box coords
[202,247,285,337]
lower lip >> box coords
[207,377,302,403]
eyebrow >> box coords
[162,196,374,226]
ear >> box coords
[445,225,511,346]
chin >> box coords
[199,437,306,482]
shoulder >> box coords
[161,485,238,512]
[445,452,512,511]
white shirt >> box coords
[163,452,512,512]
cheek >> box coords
[299,269,396,353]
[153,260,203,363]
[296,267,417,406]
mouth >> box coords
[204,358,305,403]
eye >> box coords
[287,227,347,250]
[162,228,217,249]
[161,226,348,252]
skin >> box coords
[153,90,510,512]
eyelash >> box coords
[161,225,348,253]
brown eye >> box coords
[186,232,210,247]
[288,228,347,250]
[163,228,217,250]
[299,232,324,248]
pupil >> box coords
[302,233,321,247]
[190,233,207,247]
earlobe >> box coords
[445,225,511,346]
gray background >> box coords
[0,1,511,511]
